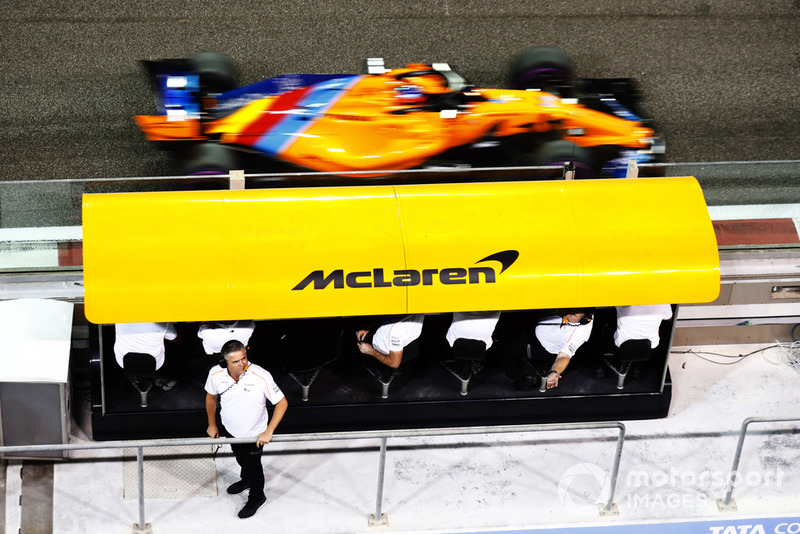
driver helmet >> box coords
[395,83,427,104]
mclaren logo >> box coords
[292,250,519,291]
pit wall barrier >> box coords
[81,177,719,323]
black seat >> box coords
[276,321,342,402]
[122,352,157,407]
[362,337,421,399]
[441,338,487,395]
[361,359,396,399]
[603,339,653,389]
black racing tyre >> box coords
[182,143,237,176]
[511,46,574,95]
[534,140,596,179]
[190,52,236,94]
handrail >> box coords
[0,422,626,532]
[718,416,800,510]
[1,158,799,185]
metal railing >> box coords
[717,415,800,511]
[4,414,799,530]
[0,422,626,532]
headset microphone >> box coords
[539,313,593,327]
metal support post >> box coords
[368,437,389,526]
[133,446,151,533]
[599,423,625,516]
[625,160,639,178]
[563,161,575,180]
[229,169,245,190]
[717,416,800,511]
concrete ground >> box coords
[3,340,799,534]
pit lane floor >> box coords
[2,201,799,534]
[3,339,799,534]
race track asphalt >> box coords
[1,1,799,205]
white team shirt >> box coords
[114,322,177,370]
[204,363,285,438]
[535,315,593,358]
[614,305,673,349]
[372,315,424,354]
[446,311,500,349]
[197,321,255,354]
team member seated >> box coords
[604,304,674,388]
[114,322,178,393]
[356,315,425,369]
[356,315,424,397]
[442,311,501,395]
[197,321,256,358]
[516,310,594,391]
[614,304,673,350]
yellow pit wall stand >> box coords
[82,177,718,323]
[82,177,719,437]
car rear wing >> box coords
[140,59,202,121]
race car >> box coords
[134,48,663,178]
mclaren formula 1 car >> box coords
[135,48,663,178]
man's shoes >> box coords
[226,479,250,495]
[238,494,267,519]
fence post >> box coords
[600,423,625,515]
[368,437,389,526]
[717,418,751,511]
[717,416,800,511]
[134,446,149,533]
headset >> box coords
[218,339,250,369]
[538,310,594,326]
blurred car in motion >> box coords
[134,48,663,178]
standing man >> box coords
[205,340,288,519]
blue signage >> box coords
[457,517,800,534]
